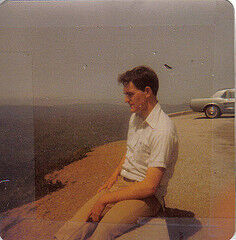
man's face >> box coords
[123,82,147,114]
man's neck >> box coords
[138,99,158,120]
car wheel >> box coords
[204,105,221,118]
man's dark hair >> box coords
[118,66,159,96]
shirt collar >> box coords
[144,102,161,129]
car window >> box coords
[221,92,227,98]
[228,91,235,99]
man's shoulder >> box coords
[157,110,175,130]
[150,111,177,142]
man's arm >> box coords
[98,154,126,192]
[89,167,165,222]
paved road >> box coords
[119,112,235,240]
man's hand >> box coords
[87,199,106,222]
[97,174,118,192]
[97,154,125,193]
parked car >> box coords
[190,88,235,118]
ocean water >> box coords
[0,103,189,212]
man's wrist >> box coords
[117,167,123,175]
[99,193,111,205]
[113,169,120,178]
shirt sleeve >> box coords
[147,130,176,169]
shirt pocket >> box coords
[137,141,150,155]
[134,140,151,164]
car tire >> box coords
[204,105,221,118]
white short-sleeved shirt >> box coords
[120,103,178,205]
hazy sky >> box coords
[0,0,234,105]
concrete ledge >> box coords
[117,218,169,240]
[117,217,204,240]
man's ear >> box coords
[144,86,153,97]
